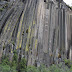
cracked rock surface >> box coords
[0,0,72,66]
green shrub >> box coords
[27,65,51,72]
[27,63,72,72]
[64,59,70,64]
[1,55,10,65]
[64,59,72,68]
[19,58,27,72]
[10,50,18,68]
[27,66,39,72]
[1,54,72,72]
[0,64,17,72]
[49,64,60,72]
[13,50,18,63]
[38,64,50,72]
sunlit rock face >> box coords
[0,0,72,66]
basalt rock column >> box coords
[0,0,25,61]
[65,11,72,60]
[0,0,72,67]
[57,1,66,60]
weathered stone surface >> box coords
[0,0,72,66]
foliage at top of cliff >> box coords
[66,4,72,10]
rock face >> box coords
[0,0,72,66]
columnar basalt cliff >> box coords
[0,0,72,67]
